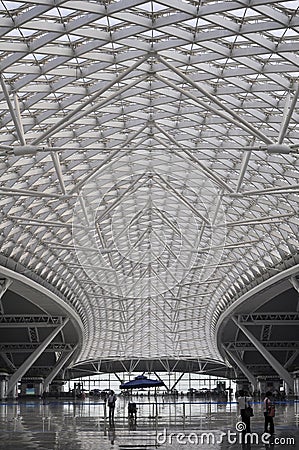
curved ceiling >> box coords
[0,265,82,378]
[0,0,298,368]
[217,268,299,378]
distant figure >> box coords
[264,391,275,434]
[238,390,253,435]
[128,401,137,422]
[107,390,117,423]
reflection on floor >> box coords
[0,397,298,449]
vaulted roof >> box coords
[0,0,298,368]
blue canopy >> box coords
[120,375,165,389]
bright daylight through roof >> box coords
[0,2,298,445]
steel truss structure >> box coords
[0,315,65,326]
[225,341,299,349]
[236,313,299,324]
[0,343,75,352]
[0,0,298,375]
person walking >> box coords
[264,391,275,435]
[107,390,117,424]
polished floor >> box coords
[0,397,298,449]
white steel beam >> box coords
[155,73,273,146]
[7,318,69,395]
[285,350,299,370]
[13,93,26,144]
[0,278,12,300]
[229,184,299,197]
[69,123,148,194]
[0,315,64,327]
[51,151,67,195]
[232,316,294,393]
[0,186,74,199]
[158,55,273,145]
[152,206,195,250]
[42,242,113,254]
[194,240,259,252]
[0,352,16,371]
[278,84,299,144]
[0,75,26,145]
[153,173,209,225]
[69,264,114,272]
[0,278,12,314]
[212,190,224,225]
[43,345,78,392]
[235,151,252,193]
[32,74,147,144]
[32,56,148,144]
[290,276,299,293]
[220,212,294,228]
[154,122,233,192]
[78,196,90,225]
[96,172,147,221]
[223,345,257,392]
[8,216,87,229]
[151,229,187,270]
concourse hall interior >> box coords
[0,1,298,449]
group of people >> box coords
[105,390,138,425]
[238,390,275,437]
[106,387,277,440]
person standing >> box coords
[107,390,117,423]
[264,391,275,435]
[238,390,253,434]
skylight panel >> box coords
[136,2,167,12]
[280,0,299,9]
[4,29,24,37]
[283,28,299,36]
[108,17,124,27]
[0,1,24,10]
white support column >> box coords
[223,345,257,392]
[7,318,69,395]
[43,345,77,392]
[232,316,294,394]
